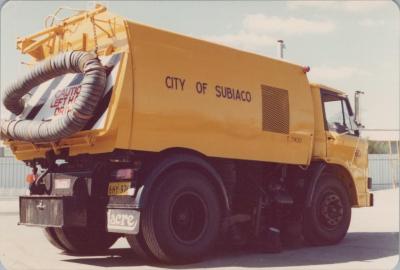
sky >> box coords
[0,0,399,140]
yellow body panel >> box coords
[126,21,314,165]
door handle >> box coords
[327,135,336,141]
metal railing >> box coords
[0,157,30,196]
[368,154,399,190]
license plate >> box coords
[108,181,131,196]
[107,209,140,234]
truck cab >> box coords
[311,84,371,207]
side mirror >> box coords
[354,91,364,128]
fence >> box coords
[0,157,30,196]
[368,154,399,190]
[0,154,398,196]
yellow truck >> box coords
[0,5,372,264]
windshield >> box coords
[321,90,358,136]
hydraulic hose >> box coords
[0,51,106,142]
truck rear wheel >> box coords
[43,227,68,251]
[303,174,351,246]
[126,233,154,261]
[142,169,221,264]
[49,227,119,254]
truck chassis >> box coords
[20,148,362,263]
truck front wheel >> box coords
[142,169,221,264]
[45,227,120,254]
[303,174,351,246]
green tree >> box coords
[368,140,396,154]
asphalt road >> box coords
[0,189,398,270]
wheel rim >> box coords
[169,191,208,244]
[318,190,344,230]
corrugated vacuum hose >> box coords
[0,51,106,142]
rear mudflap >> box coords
[106,196,141,235]
[107,207,140,234]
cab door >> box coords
[321,89,369,204]
[321,90,358,163]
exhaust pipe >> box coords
[277,40,285,59]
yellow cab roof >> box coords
[310,83,347,97]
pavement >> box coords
[0,189,398,270]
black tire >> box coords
[142,169,221,264]
[303,173,351,246]
[43,227,68,251]
[53,227,120,254]
[126,233,155,261]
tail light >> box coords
[26,173,37,184]
[112,168,134,180]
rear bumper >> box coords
[367,177,373,207]
[18,165,142,233]
[368,177,372,189]
[19,195,87,227]
[369,192,374,207]
[19,194,141,234]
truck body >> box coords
[1,5,372,264]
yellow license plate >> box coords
[108,181,131,196]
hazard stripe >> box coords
[88,54,121,128]
[86,53,122,129]
[83,89,113,130]
[25,75,70,120]
[68,73,84,86]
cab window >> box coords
[321,91,357,135]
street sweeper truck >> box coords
[0,4,372,264]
